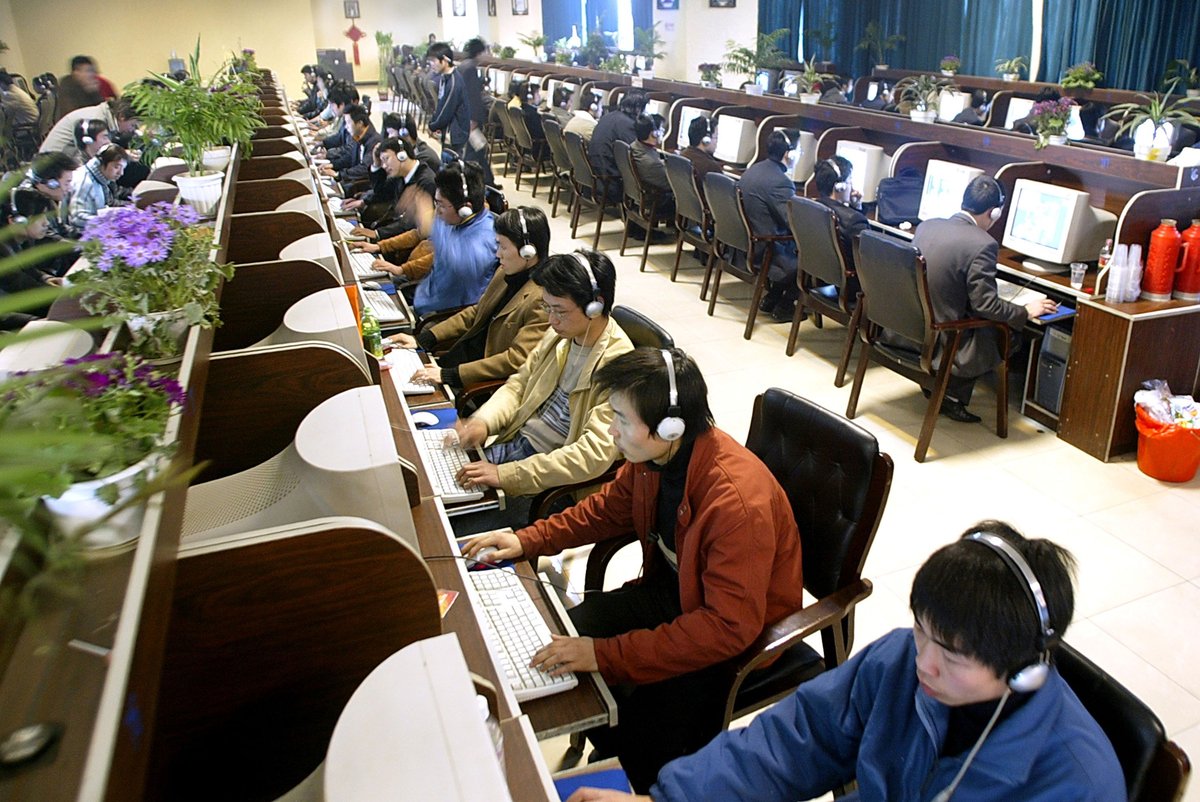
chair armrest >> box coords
[583,531,639,592]
[526,460,624,527]
[931,317,1010,334]
[457,379,506,409]
[415,304,470,337]
[755,232,795,242]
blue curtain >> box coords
[957,0,1032,78]
[1093,0,1200,90]
[585,0,618,42]
[1038,0,1100,83]
[633,0,652,34]
[543,0,583,46]
[760,0,803,62]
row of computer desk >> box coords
[0,72,609,801]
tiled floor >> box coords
[491,172,1200,799]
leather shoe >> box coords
[940,398,981,423]
[771,301,798,323]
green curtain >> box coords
[760,0,803,62]
[1093,0,1200,90]
[1038,0,1100,84]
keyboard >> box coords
[362,289,408,324]
[469,568,579,701]
[415,428,485,503]
[335,217,366,241]
[349,248,389,280]
[996,277,1048,307]
[385,348,435,395]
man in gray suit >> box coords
[913,176,1057,422]
[630,113,675,225]
[737,129,799,321]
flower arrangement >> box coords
[940,55,961,74]
[71,203,235,357]
[230,48,258,74]
[1061,61,1102,89]
[1029,96,1076,148]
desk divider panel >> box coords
[215,259,342,350]
[251,125,294,141]
[231,178,314,214]
[226,210,325,264]
[237,155,311,182]
[250,138,303,158]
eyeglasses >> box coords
[539,302,576,320]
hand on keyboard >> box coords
[530,634,598,676]
[457,459,500,489]
[350,241,380,253]
[454,417,489,449]
[463,528,524,562]
[411,366,442,385]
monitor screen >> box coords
[866,81,879,101]
[675,106,711,145]
[917,159,984,221]
[774,127,817,182]
[494,70,511,97]
[1002,179,1118,270]
[1004,97,1035,129]
[645,99,669,121]
[755,69,779,94]
[834,140,886,203]
[937,90,971,122]
[713,115,758,164]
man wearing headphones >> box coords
[813,155,869,268]
[569,522,1123,802]
[563,95,601,142]
[679,115,724,188]
[737,129,801,322]
[17,152,79,241]
[911,176,1057,422]
[465,347,804,793]
[629,113,675,231]
[40,97,140,164]
[590,90,649,201]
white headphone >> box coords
[456,163,473,218]
[656,349,686,441]
[825,159,849,194]
[516,207,537,259]
[572,251,604,319]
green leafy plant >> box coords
[1163,59,1200,91]
[376,31,395,96]
[723,28,789,81]
[517,30,547,59]
[994,55,1028,78]
[123,38,263,175]
[857,21,904,67]
[896,74,955,112]
[578,33,609,69]
[1104,79,1200,139]
[498,45,516,59]
[805,23,835,63]
[634,22,667,68]
[698,62,722,85]
[600,54,629,74]
[939,55,961,73]
[799,57,837,93]
[1061,61,1102,89]
[229,48,259,75]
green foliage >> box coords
[724,28,790,79]
[1163,59,1200,90]
[896,74,955,112]
[1104,78,1200,138]
[1061,61,1102,89]
[857,21,905,66]
[499,45,516,59]
[698,63,722,85]
[799,57,837,92]
[994,55,1028,77]
[517,30,547,58]
[805,23,835,63]
[578,33,610,69]
[634,22,667,66]
[123,37,264,175]
[600,54,629,74]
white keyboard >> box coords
[997,277,1048,307]
[362,289,407,324]
[349,248,388,280]
[469,568,579,701]
[336,217,367,241]
[416,429,485,503]
[385,348,435,395]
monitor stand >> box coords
[1021,258,1071,275]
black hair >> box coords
[969,89,987,110]
[95,143,128,167]
[402,114,418,138]
[634,114,659,141]
[533,248,616,317]
[619,90,648,116]
[463,38,487,59]
[765,129,796,162]
[327,85,354,108]
[427,42,454,64]
[509,81,528,100]
[962,175,1004,214]
[814,155,852,196]
[595,347,714,443]
[110,97,138,122]
[345,104,371,127]
[494,206,551,263]
[73,118,109,151]
[30,151,78,181]
[687,115,713,147]
[70,55,96,71]
[10,187,56,218]
[0,69,13,90]
[911,521,1076,679]
[301,64,315,75]
[379,137,415,160]
[382,112,403,134]
[434,161,485,216]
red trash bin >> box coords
[1135,406,1200,482]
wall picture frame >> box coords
[512,0,529,15]
[452,0,466,15]
[436,0,442,16]
[656,0,679,8]
[343,0,360,17]
[709,0,735,6]
[487,0,497,15]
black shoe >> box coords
[940,398,981,423]
[759,292,781,313]
[771,301,797,323]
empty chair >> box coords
[494,99,519,178]
[701,173,777,340]
[563,130,615,249]
[540,118,575,219]
[505,105,553,196]
[663,152,713,283]
[612,140,671,273]
[785,196,863,386]
[846,230,1010,462]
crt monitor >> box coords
[834,140,886,203]
[917,159,985,221]
[251,287,369,376]
[493,70,511,97]
[713,115,758,165]
[675,106,710,144]
[1001,179,1118,272]
[1004,97,1035,129]
[866,81,880,101]
[755,69,779,94]
[645,99,669,121]
[775,126,817,182]
[937,90,972,122]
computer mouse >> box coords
[411,411,440,428]
[466,545,500,570]
[361,280,382,291]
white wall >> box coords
[0,0,28,79]
[652,0,758,85]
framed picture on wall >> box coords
[512,0,529,15]
[452,0,466,15]
[343,0,360,17]
[436,0,442,16]
[709,0,735,6]
[656,0,678,8]
[487,0,496,15]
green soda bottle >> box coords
[361,305,384,359]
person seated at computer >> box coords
[310,83,358,158]
[347,138,437,238]
[450,249,633,528]
[464,347,805,793]
[388,206,551,390]
[629,113,675,233]
[679,115,724,189]
[55,55,103,121]
[894,176,1056,423]
[563,97,600,142]
[738,129,800,322]
[320,104,380,189]
[0,189,71,321]
[819,76,851,104]
[67,143,129,230]
[295,65,321,117]
[589,90,648,201]
[813,156,869,270]
[16,152,79,242]
[40,97,140,164]
[306,69,340,128]
[0,69,37,131]
[514,82,547,144]
[952,90,989,125]
[71,118,111,162]
[565,521,1124,802]
[395,113,443,175]
[859,81,891,111]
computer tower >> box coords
[316,49,355,85]
[1033,326,1071,414]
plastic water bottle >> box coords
[1095,237,1113,295]
[361,305,383,358]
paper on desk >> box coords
[437,589,459,618]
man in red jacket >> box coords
[465,347,804,792]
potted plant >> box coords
[517,30,547,62]
[1,352,186,547]
[229,48,258,75]
[1163,59,1200,97]
[1104,78,1200,161]
[857,21,904,70]
[599,54,630,75]
[896,74,953,122]
[633,22,667,78]
[552,38,574,66]
[798,58,837,104]
[1061,61,1102,90]
[124,39,263,214]
[1028,96,1076,148]
[499,45,517,59]
[804,23,836,65]
[723,28,788,94]
[698,62,722,88]
[376,31,394,101]
[995,55,1027,81]
[70,203,235,359]
[578,33,609,69]
[939,55,961,76]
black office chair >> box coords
[506,105,553,196]
[563,130,616,249]
[702,173,780,340]
[1056,642,1192,802]
[846,230,1010,462]
[663,153,713,283]
[786,196,862,386]
[540,118,575,219]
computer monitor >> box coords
[866,81,880,102]
[713,115,758,165]
[675,106,710,145]
[645,99,669,121]
[181,386,419,551]
[251,288,369,375]
[774,127,817,182]
[834,140,886,203]
[543,78,560,102]
[1001,179,1118,272]
[937,90,972,122]
[754,69,780,95]
[493,70,511,97]
[917,159,985,221]
[1066,104,1085,140]
[780,70,803,97]
[0,320,93,378]
[1004,97,1035,129]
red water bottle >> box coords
[1141,218,1180,302]
[1175,219,1200,302]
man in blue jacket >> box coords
[427,42,471,159]
[413,161,496,317]
[567,521,1125,802]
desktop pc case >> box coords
[1034,326,1072,414]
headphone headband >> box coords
[656,349,686,440]
[516,207,536,259]
[456,162,473,218]
[572,250,604,318]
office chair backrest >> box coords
[745,388,890,602]
[704,172,749,252]
[506,105,534,151]
[788,196,849,290]
[541,118,572,173]
[854,230,929,345]
[664,152,705,226]
[612,305,674,349]
[612,139,641,205]
[563,130,595,185]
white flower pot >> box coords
[202,146,232,172]
[42,455,157,549]
[1133,120,1175,162]
[173,170,225,216]
[909,109,938,123]
[799,92,821,105]
[941,70,956,77]
[1187,89,1200,98]
[1002,73,1019,82]
[1047,134,1069,146]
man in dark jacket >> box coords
[321,104,381,188]
[630,114,675,227]
[813,156,869,267]
[679,115,724,190]
[737,129,800,321]
[427,42,471,157]
[588,90,647,201]
[55,56,103,120]
[458,37,494,186]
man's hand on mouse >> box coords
[1026,298,1059,318]
[463,529,524,562]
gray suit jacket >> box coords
[630,140,672,195]
[737,158,797,281]
[912,212,1027,378]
